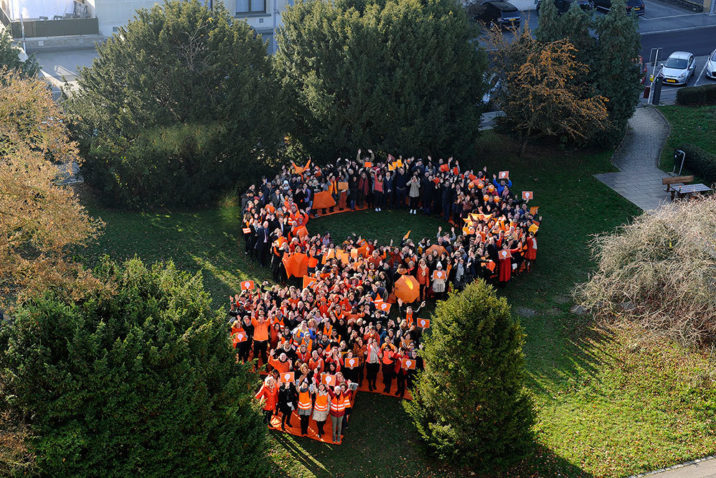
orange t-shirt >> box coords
[252,317,269,341]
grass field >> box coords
[658,105,716,172]
[79,132,716,477]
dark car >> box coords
[469,1,521,29]
[536,0,593,15]
[593,0,645,15]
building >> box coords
[0,0,290,52]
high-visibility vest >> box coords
[343,393,352,409]
[314,394,329,412]
[330,394,345,413]
[298,391,312,411]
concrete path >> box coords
[594,106,673,211]
[632,456,716,478]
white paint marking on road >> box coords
[694,59,708,86]
[641,12,706,21]
[640,24,716,35]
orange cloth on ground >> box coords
[313,191,336,209]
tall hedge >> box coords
[275,0,488,160]
[404,280,535,469]
[0,259,268,477]
[67,0,285,208]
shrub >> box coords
[574,196,716,347]
[676,84,716,106]
[404,280,535,470]
[679,143,716,184]
[0,259,268,477]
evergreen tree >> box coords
[404,281,535,469]
[0,30,39,77]
[67,0,285,208]
[562,1,596,64]
[535,0,564,43]
[593,0,642,145]
[275,0,488,160]
[0,259,268,477]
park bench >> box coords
[662,175,693,200]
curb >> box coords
[645,105,672,170]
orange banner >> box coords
[313,191,336,210]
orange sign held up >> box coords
[240,280,255,291]
[345,358,358,369]
[322,374,336,386]
[280,372,295,383]
[417,318,430,329]
[402,358,416,370]
[499,171,509,179]
[522,191,533,200]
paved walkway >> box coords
[594,106,673,211]
[632,456,716,478]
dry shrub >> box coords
[574,196,716,347]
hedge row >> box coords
[676,84,716,106]
[680,143,716,184]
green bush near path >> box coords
[76,132,715,477]
[658,105,716,174]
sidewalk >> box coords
[594,106,673,211]
[632,456,716,478]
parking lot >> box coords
[643,53,715,104]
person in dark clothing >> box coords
[278,380,298,430]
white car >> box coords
[659,51,695,86]
[706,49,716,80]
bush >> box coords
[0,259,268,477]
[679,143,716,184]
[676,84,716,106]
[67,0,285,209]
[404,281,535,470]
[574,196,716,347]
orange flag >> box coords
[499,171,509,179]
[403,230,411,240]
[280,371,295,383]
[377,302,391,313]
[417,318,430,329]
[322,374,336,386]
[345,357,358,369]
[240,280,255,291]
[522,191,533,200]
[283,253,309,278]
[302,276,316,289]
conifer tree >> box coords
[0,259,268,477]
[0,30,39,77]
[535,0,564,43]
[593,0,642,145]
[275,0,488,160]
[404,281,535,469]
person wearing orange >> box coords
[312,383,330,439]
[380,342,397,393]
[497,242,520,285]
[296,380,314,436]
[416,259,430,301]
[268,350,292,374]
[255,375,279,425]
[525,231,537,271]
[431,262,448,300]
[327,384,347,443]
[251,313,270,365]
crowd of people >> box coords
[235,151,541,443]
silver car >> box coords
[659,51,695,86]
[706,49,716,80]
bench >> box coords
[662,175,694,200]
[671,183,713,200]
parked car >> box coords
[536,0,592,15]
[659,51,696,86]
[706,48,716,80]
[469,1,521,29]
[593,0,645,15]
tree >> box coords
[0,30,39,77]
[404,281,535,469]
[0,258,269,477]
[275,0,488,160]
[593,0,642,145]
[67,0,285,208]
[0,69,102,306]
[534,0,563,43]
[498,38,608,155]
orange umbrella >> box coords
[394,275,420,303]
[425,244,447,256]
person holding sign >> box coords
[431,262,448,300]
[327,385,346,443]
[492,173,513,196]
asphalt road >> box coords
[640,25,716,58]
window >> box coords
[237,0,266,13]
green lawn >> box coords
[658,105,716,172]
[79,132,716,477]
